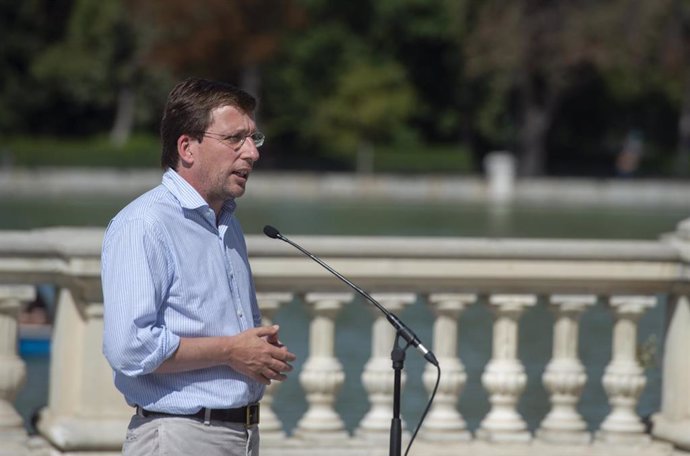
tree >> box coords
[125,0,305,97]
[261,0,465,170]
[31,0,145,143]
[0,0,67,134]
[464,1,599,176]
[636,0,690,175]
[29,0,303,144]
[369,0,468,142]
[310,58,415,173]
[574,0,689,175]
[463,0,681,176]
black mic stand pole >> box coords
[262,226,437,456]
[390,333,408,456]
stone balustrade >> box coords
[1,224,690,455]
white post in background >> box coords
[484,151,516,205]
[256,292,293,440]
[652,295,690,450]
[294,293,351,440]
[356,293,416,442]
[477,294,536,443]
[597,295,656,444]
[0,285,34,456]
[537,294,596,444]
[420,293,474,442]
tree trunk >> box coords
[110,86,136,147]
[356,140,374,175]
[241,64,261,121]
[519,98,550,177]
[675,74,690,176]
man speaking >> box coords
[102,78,296,456]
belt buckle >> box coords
[246,403,259,426]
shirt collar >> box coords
[161,168,237,215]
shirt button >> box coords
[238,311,243,318]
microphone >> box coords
[263,225,438,366]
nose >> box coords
[241,139,260,164]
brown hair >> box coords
[160,78,257,170]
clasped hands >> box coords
[228,324,296,385]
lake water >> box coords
[4,195,689,239]
[7,195,688,436]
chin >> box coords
[227,186,246,199]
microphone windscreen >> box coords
[263,225,281,239]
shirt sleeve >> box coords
[101,217,181,377]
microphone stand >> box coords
[262,226,437,456]
[390,333,407,456]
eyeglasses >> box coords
[202,130,265,149]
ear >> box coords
[177,134,195,167]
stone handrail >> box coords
[0,225,689,455]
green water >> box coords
[8,195,685,435]
[2,195,688,239]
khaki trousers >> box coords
[122,414,259,456]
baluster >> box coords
[0,285,34,456]
[419,293,474,441]
[294,293,351,440]
[596,295,656,444]
[477,294,536,443]
[38,287,131,452]
[652,295,690,449]
[256,292,293,440]
[356,293,416,442]
[537,294,596,444]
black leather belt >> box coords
[136,403,260,426]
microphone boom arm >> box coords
[264,226,438,366]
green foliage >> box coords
[1,0,689,176]
[262,0,465,168]
[4,135,160,168]
[1,134,474,174]
[261,24,356,140]
[310,59,415,155]
[581,0,680,100]
[0,0,57,132]
[474,77,516,147]
[31,0,134,106]
[373,143,474,174]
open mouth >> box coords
[233,170,250,179]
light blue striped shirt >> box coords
[102,169,264,414]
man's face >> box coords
[189,105,260,209]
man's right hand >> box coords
[224,325,296,385]
[154,325,296,383]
